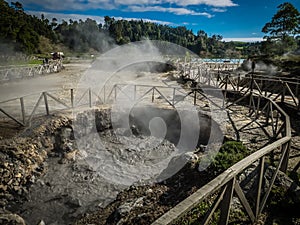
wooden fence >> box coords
[0,60,295,225]
[0,59,63,81]
[0,88,100,126]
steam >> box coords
[74,40,226,186]
[239,58,278,75]
[65,22,116,53]
[0,42,28,65]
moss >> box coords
[229,209,249,225]
[176,200,219,225]
[287,170,300,186]
[264,185,300,224]
[212,141,249,172]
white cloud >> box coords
[115,0,237,7]
[166,0,238,7]
[21,0,238,11]
[222,37,263,42]
[211,8,227,12]
[22,0,115,11]
[27,11,172,25]
[128,5,213,17]
[114,0,162,5]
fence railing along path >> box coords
[0,59,64,81]
[0,59,295,225]
[179,60,300,112]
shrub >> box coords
[212,141,248,172]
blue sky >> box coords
[14,0,300,42]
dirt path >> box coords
[0,60,92,102]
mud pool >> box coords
[9,106,220,225]
[13,132,178,225]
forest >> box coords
[0,0,299,59]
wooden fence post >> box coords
[43,92,49,115]
[219,178,235,225]
[172,88,175,106]
[256,156,265,218]
[103,85,106,103]
[71,89,74,108]
[20,97,26,124]
[152,88,155,102]
[281,83,286,103]
[88,88,92,108]
[279,141,291,173]
[237,73,240,91]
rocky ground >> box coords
[0,60,299,225]
[0,104,297,225]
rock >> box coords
[146,188,153,194]
[114,197,145,221]
[0,210,26,225]
[157,152,198,182]
[37,220,46,225]
[116,202,133,216]
[65,196,82,208]
[131,125,140,136]
[239,164,300,203]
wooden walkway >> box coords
[0,59,297,225]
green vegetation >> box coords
[261,2,300,56]
[265,185,300,224]
[0,1,299,62]
[0,0,57,54]
[174,141,249,224]
[212,141,249,173]
[177,200,220,225]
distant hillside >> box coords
[0,0,263,58]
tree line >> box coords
[0,0,299,58]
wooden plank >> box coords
[135,87,154,102]
[234,180,255,222]
[46,92,70,109]
[202,186,227,225]
[154,87,173,107]
[256,157,265,218]
[75,89,89,106]
[0,108,24,126]
[152,136,290,225]
[219,178,235,225]
[89,88,92,107]
[259,143,287,214]
[43,92,49,115]
[71,89,74,108]
[28,93,44,125]
[284,82,298,106]
[20,97,26,124]
[152,170,233,225]
[280,141,291,173]
[114,85,133,102]
[91,90,104,105]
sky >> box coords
[13,0,300,42]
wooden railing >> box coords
[0,88,100,126]
[0,62,294,225]
[150,62,293,225]
[0,59,63,81]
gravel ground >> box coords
[0,59,299,225]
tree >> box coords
[11,1,23,11]
[261,2,299,55]
[262,2,300,39]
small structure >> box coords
[51,52,64,60]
